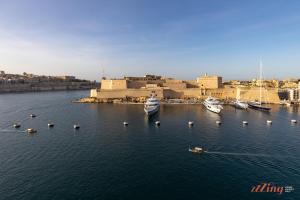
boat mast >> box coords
[259,60,262,104]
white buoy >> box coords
[27,128,37,133]
[242,121,248,125]
[123,121,128,126]
[74,124,80,129]
[155,121,160,126]
[291,119,297,124]
[48,123,54,128]
[188,121,194,126]
[216,120,222,125]
[266,120,272,125]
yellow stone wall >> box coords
[101,80,127,90]
[197,76,222,89]
[96,88,164,100]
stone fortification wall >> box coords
[101,80,127,90]
[92,86,280,103]
[96,88,164,100]
[0,82,95,93]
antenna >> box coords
[101,65,106,80]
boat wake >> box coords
[204,151,272,157]
[0,129,27,133]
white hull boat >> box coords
[203,96,223,114]
[144,96,160,115]
[234,100,248,109]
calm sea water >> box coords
[0,91,299,200]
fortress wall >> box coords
[93,87,280,103]
[101,80,127,90]
[0,83,94,93]
[90,89,98,98]
[185,80,199,88]
[162,82,187,89]
[96,89,164,100]
[127,80,147,88]
[239,88,280,103]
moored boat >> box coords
[234,100,248,109]
[144,96,160,115]
[203,96,223,114]
[248,101,271,111]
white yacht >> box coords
[234,100,248,109]
[203,96,223,114]
[233,88,248,109]
[144,96,160,115]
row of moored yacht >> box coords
[144,95,271,115]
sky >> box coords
[0,0,300,81]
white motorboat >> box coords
[144,96,160,115]
[233,88,248,109]
[188,147,204,154]
[203,96,223,114]
[234,100,248,109]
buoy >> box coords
[27,128,37,133]
[216,120,222,125]
[74,124,80,129]
[30,114,36,118]
[188,121,194,126]
[242,121,248,125]
[123,122,128,126]
[266,120,272,124]
[48,123,54,128]
[13,123,21,128]
[155,121,160,126]
[291,119,297,123]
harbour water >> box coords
[0,91,299,200]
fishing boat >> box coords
[248,61,271,111]
[188,147,204,154]
[203,96,223,114]
[144,95,160,115]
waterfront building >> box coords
[288,89,300,102]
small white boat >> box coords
[189,147,204,154]
[27,128,37,133]
[203,96,223,114]
[216,120,222,125]
[144,96,160,115]
[73,124,80,129]
[13,123,21,128]
[155,121,160,126]
[30,114,36,118]
[291,119,297,124]
[234,100,248,109]
[123,121,129,126]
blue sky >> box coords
[0,0,300,81]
